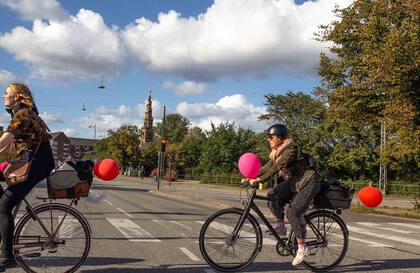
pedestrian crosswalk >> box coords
[102,211,420,251]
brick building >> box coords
[51,132,97,163]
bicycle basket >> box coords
[47,160,94,199]
[313,178,354,209]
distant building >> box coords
[50,132,71,163]
[51,132,97,163]
[68,137,97,161]
[140,89,154,146]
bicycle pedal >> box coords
[23,253,41,258]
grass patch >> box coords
[351,205,420,220]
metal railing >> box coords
[179,174,420,196]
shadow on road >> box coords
[92,236,198,241]
[91,185,149,193]
[333,258,420,272]
[80,262,295,272]
[83,257,144,266]
[82,211,205,216]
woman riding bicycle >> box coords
[0,83,54,270]
[241,124,321,266]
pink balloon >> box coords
[0,161,8,172]
[238,153,261,179]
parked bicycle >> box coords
[11,194,91,273]
[199,182,350,272]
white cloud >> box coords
[162,80,206,95]
[116,105,131,115]
[39,111,64,124]
[0,112,10,129]
[122,0,353,81]
[62,127,77,137]
[1,0,352,82]
[0,9,125,79]
[137,99,164,120]
[0,0,68,21]
[76,100,164,138]
[0,69,18,87]
[176,94,267,132]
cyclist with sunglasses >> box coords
[241,124,320,266]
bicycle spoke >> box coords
[301,210,348,272]
[200,209,261,271]
[14,205,90,273]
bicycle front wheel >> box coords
[13,203,91,273]
[199,208,262,272]
[299,210,349,272]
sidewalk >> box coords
[118,176,417,210]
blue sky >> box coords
[0,0,352,139]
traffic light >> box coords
[160,138,167,152]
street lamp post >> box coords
[89,124,97,140]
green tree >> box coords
[200,122,260,174]
[138,142,159,176]
[259,92,331,175]
[180,127,206,175]
[84,138,112,161]
[155,113,190,144]
[106,125,142,168]
[316,0,419,180]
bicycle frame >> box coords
[230,186,294,256]
[231,186,334,255]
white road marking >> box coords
[171,220,192,230]
[197,221,277,245]
[347,224,420,246]
[355,222,413,234]
[390,223,420,230]
[350,236,393,248]
[105,200,113,206]
[179,247,200,262]
[153,219,165,226]
[107,218,161,242]
[117,207,134,218]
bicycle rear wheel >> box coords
[298,210,349,272]
[13,203,91,273]
[199,208,262,272]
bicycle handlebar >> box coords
[240,181,259,189]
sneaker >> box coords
[0,256,18,270]
[292,248,309,266]
[265,225,287,236]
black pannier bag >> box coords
[313,177,354,209]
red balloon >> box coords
[93,161,104,179]
[97,159,120,181]
[358,185,383,207]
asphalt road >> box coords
[4,178,420,273]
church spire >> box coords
[140,89,154,146]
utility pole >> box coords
[89,124,97,140]
[379,123,387,195]
[157,106,166,190]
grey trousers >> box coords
[287,178,321,239]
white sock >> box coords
[276,221,285,229]
[298,243,306,251]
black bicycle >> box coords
[12,195,92,273]
[199,183,349,272]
